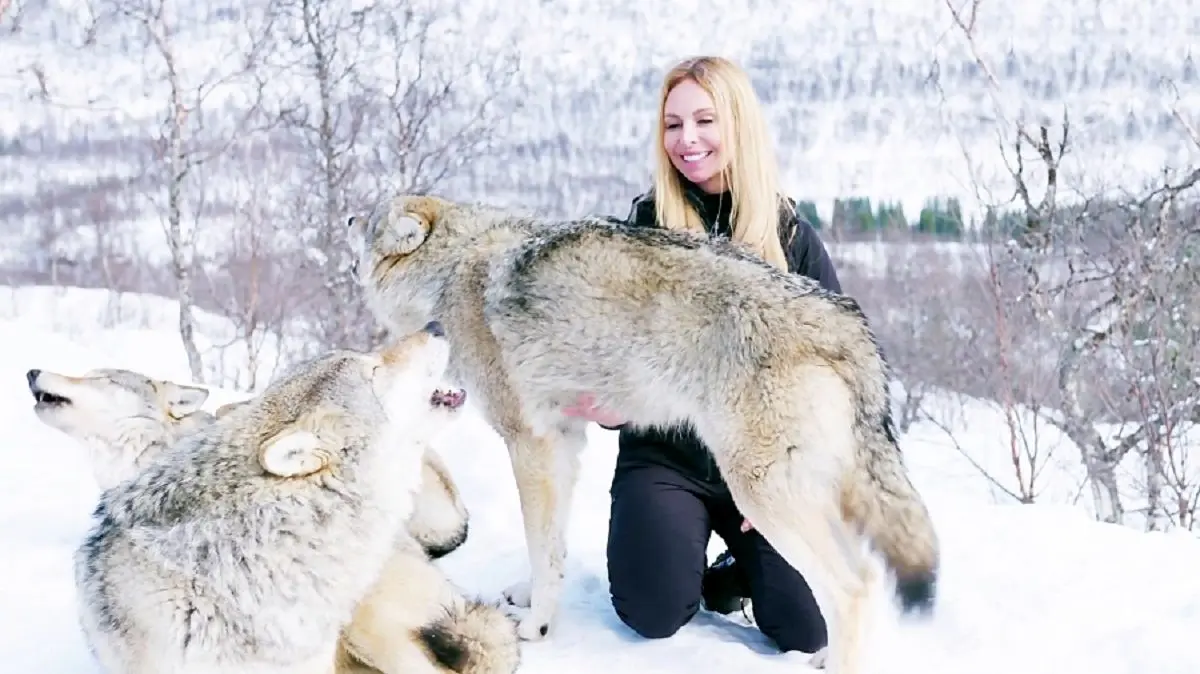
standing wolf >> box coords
[346,194,941,674]
[63,323,518,674]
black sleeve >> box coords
[625,191,657,229]
[784,207,843,294]
[783,203,891,367]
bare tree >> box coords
[273,0,523,352]
[846,225,1058,503]
[362,3,522,195]
[198,141,298,391]
[942,0,1200,528]
[270,0,377,351]
[82,0,278,383]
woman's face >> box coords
[662,78,726,193]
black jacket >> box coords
[606,183,843,496]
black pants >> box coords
[606,463,828,653]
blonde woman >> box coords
[563,56,842,657]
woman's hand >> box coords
[562,392,625,427]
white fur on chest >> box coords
[355,414,433,529]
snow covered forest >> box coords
[1,0,1198,532]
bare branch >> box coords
[1160,78,1200,151]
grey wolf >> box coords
[63,323,519,674]
[26,366,213,490]
[346,193,941,674]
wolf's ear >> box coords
[379,214,429,257]
[163,383,209,418]
[259,429,330,478]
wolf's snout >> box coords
[26,369,41,389]
[423,320,445,338]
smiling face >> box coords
[662,78,727,194]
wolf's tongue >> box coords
[431,388,467,409]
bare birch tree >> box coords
[270,0,377,351]
[80,0,278,383]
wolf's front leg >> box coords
[501,427,586,641]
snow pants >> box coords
[606,462,829,653]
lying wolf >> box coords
[44,323,519,674]
[215,397,470,560]
[345,194,941,674]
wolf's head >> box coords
[345,193,500,335]
[25,367,212,488]
[345,195,449,269]
[239,320,467,480]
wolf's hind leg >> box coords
[702,366,876,674]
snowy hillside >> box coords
[2,0,1197,265]
[2,285,1200,673]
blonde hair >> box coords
[652,55,789,270]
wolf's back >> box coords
[484,219,892,418]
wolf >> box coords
[27,367,471,562]
[215,397,470,560]
[345,193,942,674]
[25,367,214,490]
[62,323,520,674]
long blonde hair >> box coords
[652,55,789,270]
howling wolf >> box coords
[63,324,520,674]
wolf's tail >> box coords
[418,598,521,674]
[843,415,940,614]
[780,288,938,611]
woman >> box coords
[563,56,843,657]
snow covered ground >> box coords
[1,285,1199,673]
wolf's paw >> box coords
[808,646,829,670]
[515,614,550,641]
[502,580,531,608]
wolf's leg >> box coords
[500,424,587,641]
[699,366,875,674]
[725,469,874,674]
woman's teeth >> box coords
[682,151,710,163]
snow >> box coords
[1,284,1199,673]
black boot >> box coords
[701,549,752,615]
